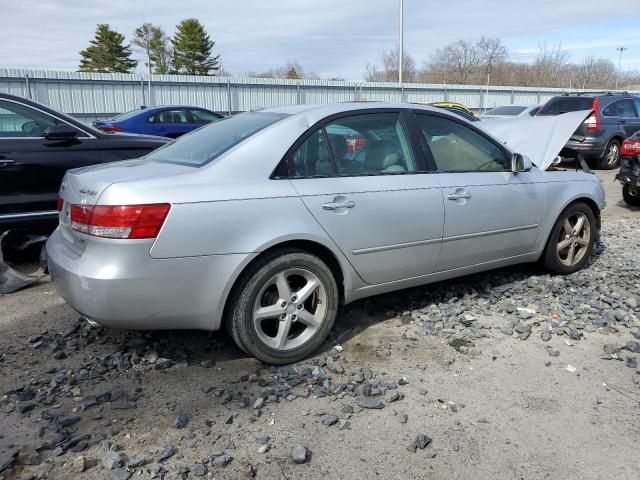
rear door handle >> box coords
[323,200,355,210]
[447,192,471,200]
[0,159,15,167]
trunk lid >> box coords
[58,159,194,253]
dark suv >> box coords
[537,92,640,169]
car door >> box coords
[289,111,444,285]
[412,111,545,272]
[602,99,640,138]
[153,108,192,138]
[0,98,101,218]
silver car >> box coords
[47,103,605,364]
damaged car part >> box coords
[47,103,605,364]
[615,133,640,206]
[0,231,44,294]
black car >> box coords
[616,132,640,206]
[537,92,640,169]
[0,93,170,234]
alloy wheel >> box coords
[606,143,619,166]
[556,212,591,267]
[252,268,327,351]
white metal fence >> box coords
[0,68,633,122]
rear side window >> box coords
[290,129,333,177]
[289,112,417,177]
[147,112,287,166]
[602,99,638,118]
[537,97,594,116]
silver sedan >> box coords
[47,103,605,364]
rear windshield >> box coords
[485,106,526,115]
[147,112,288,166]
[111,109,146,121]
[537,97,594,116]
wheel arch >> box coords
[538,195,601,258]
[219,236,354,331]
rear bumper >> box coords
[563,138,606,158]
[46,229,255,331]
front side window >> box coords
[189,109,221,124]
[147,112,287,166]
[415,114,508,172]
[0,100,58,137]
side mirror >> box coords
[43,124,78,141]
[511,153,533,173]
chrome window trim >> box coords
[0,98,97,139]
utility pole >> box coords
[616,46,627,90]
[399,0,404,84]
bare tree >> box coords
[365,47,417,82]
[476,37,508,83]
[429,40,480,84]
[532,43,570,87]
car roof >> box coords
[263,102,447,122]
[139,105,216,112]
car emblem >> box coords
[79,188,97,196]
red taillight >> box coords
[57,195,63,211]
[585,98,600,132]
[96,124,122,133]
[70,204,171,239]
[621,138,640,156]
[346,137,367,153]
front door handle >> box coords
[323,200,355,210]
[0,159,15,167]
[447,192,472,200]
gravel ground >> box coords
[1,171,639,480]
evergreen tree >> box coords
[79,24,137,73]
[132,23,172,75]
[171,18,220,75]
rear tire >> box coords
[622,184,640,206]
[226,249,338,365]
[543,202,596,274]
[596,139,620,170]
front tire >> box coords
[543,202,596,274]
[622,184,640,206]
[596,139,621,170]
[226,249,338,365]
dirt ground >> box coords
[1,170,639,480]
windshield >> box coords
[147,112,288,166]
[537,97,594,116]
[486,106,527,115]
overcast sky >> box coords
[2,0,640,79]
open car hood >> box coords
[478,110,592,170]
